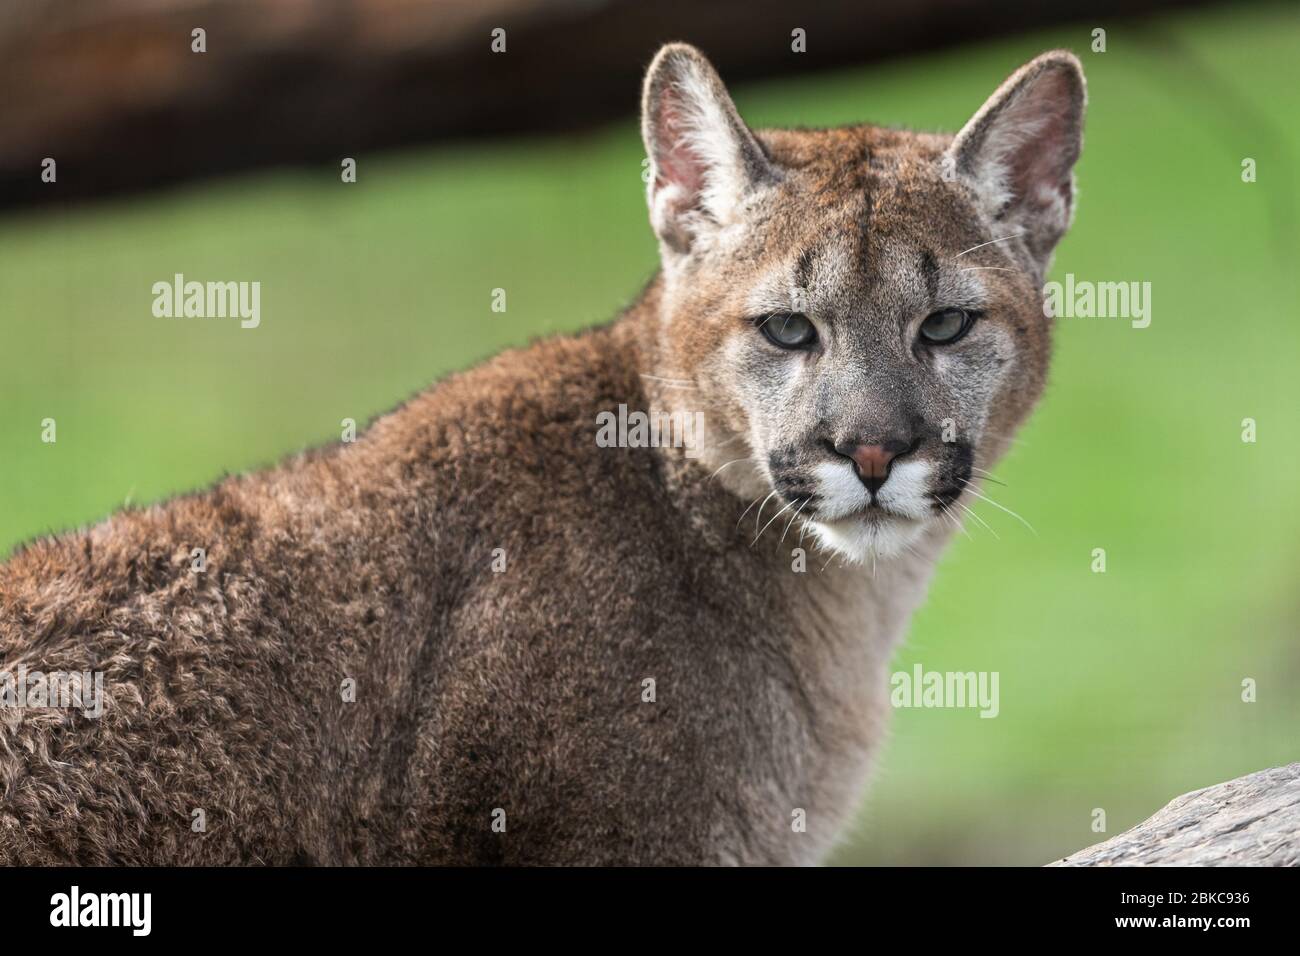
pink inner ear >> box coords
[1005,70,1078,207]
[654,96,705,200]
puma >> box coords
[0,44,1084,864]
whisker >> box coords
[953,498,999,540]
[953,233,1023,259]
[639,374,698,390]
[949,507,974,541]
[754,498,798,546]
[935,503,956,531]
[897,536,925,562]
[781,497,812,544]
[969,467,1007,487]
[752,491,779,534]
[937,502,974,541]
[958,266,1018,273]
[736,495,766,528]
[959,482,1038,535]
[707,457,761,483]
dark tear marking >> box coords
[858,190,873,266]
[920,249,939,301]
[794,247,816,293]
[854,134,877,264]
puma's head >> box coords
[639,44,1085,561]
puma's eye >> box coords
[758,312,817,349]
[919,307,974,345]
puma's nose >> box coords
[834,440,910,494]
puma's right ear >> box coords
[943,51,1086,279]
[641,43,777,255]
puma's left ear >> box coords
[944,51,1086,278]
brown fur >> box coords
[0,46,1083,865]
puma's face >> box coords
[641,45,1085,561]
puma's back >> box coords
[0,45,1083,865]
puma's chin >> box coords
[806,510,928,563]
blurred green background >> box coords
[2,2,1297,864]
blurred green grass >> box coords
[2,2,1298,865]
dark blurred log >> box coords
[1051,764,1300,866]
[1,0,1213,209]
